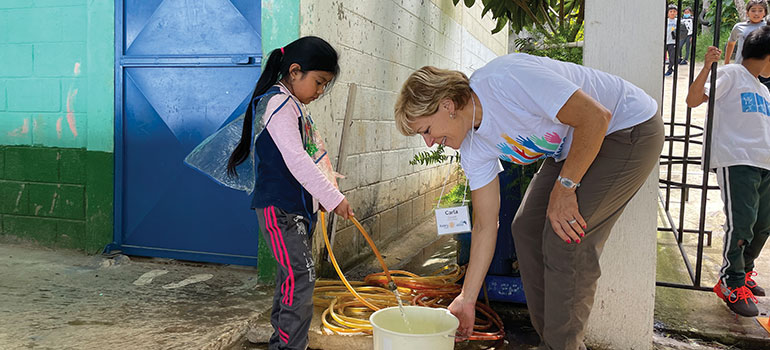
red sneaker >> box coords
[713,281,759,317]
[745,271,766,296]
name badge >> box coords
[435,205,471,235]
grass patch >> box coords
[693,28,731,62]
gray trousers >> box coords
[512,114,664,350]
[256,206,316,350]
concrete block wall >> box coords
[0,0,114,252]
[300,0,507,267]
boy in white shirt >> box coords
[687,26,770,317]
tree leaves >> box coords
[453,0,585,40]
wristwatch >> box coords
[557,175,580,190]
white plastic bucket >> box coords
[369,306,459,350]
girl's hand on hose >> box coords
[333,198,354,220]
[448,293,475,339]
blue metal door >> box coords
[114,0,262,265]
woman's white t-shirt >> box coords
[460,53,658,191]
[705,64,770,170]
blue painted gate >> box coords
[114,0,263,265]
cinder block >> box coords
[405,173,420,198]
[34,43,85,76]
[331,224,358,263]
[0,80,6,110]
[358,214,380,250]
[56,219,86,249]
[373,123,392,151]
[2,214,57,244]
[5,8,61,43]
[397,200,413,234]
[0,180,29,215]
[60,78,87,113]
[370,181,394,213]
[28,183,85,219]
[7,79,60,112]
[59,6,87,41]
[338,154,360,192]
[0,44,32,76]
[379,207,398,241]
[380,151,399,181]
[84,150,113,251]
[413,194,426,220]
[4,147,58,182]
[32,113,86,148]
[59,148,85,184]
[0,113,32,145]
[361,154,381,185]
[34,0,87,8]
[0,0,33,9]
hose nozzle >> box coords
[387,281,398,292]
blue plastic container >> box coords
[456,162,528,303]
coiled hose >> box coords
[315,211,504,341]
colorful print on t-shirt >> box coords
[497,132,564,165]
[741,92,770,116]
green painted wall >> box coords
[258,0,300,283]
[0,1,114,252]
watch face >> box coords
[560,177,576,188]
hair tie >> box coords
[280,47,285,54]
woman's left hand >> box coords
[547,184,586,243]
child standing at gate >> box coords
[665,4,680,76]
[189,36,353,349]
[687,27,770,317]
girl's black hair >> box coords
[227,36,340,177]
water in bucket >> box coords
[370,306,459,350]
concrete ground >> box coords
[655,62,770,348]
[0,235,273,350]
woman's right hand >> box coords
[333,198,354,220]
[447,293,476,339]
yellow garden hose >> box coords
[315,211,504,340]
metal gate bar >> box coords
[656,0,723,291]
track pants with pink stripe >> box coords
[256,206,316,350]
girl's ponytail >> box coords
[227,48,284,176]
[226,36,339,177]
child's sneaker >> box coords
[713,281,759,317]
[746,271,766,296]
[664,70,673,77]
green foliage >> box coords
[694,26,732,61]
[513,22,584,64]
[409,144,459,166]
[703,1,740,35]
[529,47,583,64]
[438,180,470,208]
[452,0,585,41]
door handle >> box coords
[231,56,256,65]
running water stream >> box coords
[393,289,414,332]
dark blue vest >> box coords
[250,94,316,224]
